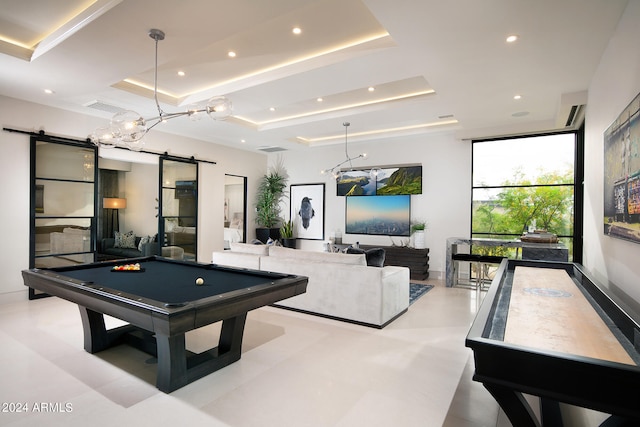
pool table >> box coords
[22,256,308,393]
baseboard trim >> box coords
[271,304,407,329]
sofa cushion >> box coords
[268,246,366,266]
[230,242,269,256]
[114,230,136,249]
[138,235,155,251]
[346,247,386,267]
[212,251,261,270]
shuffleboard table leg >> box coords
[484,383,541,427]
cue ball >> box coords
[195,277,204,286]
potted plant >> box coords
[411,220,428,249]
[255,159,288,243]
[280,219,296,248]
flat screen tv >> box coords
[345,195,411,236]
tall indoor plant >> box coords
[255,159,288,243]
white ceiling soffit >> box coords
[0,0,122,61]
[0,0,630,150]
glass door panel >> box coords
[30,138,97,297]
[160,158,198,261]
[224,175,247,248]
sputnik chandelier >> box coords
[320,122,380,180]
[90,29,232,150]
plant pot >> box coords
[413,230,425,249]
[256,227,281,244]
[282,238,297,249]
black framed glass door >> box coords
[159,157,198,261]
[30,136,97,298]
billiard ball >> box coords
[195,277,204,286]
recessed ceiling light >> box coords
[513,94,522,100]
[506,35,519,43]
[44,89,54,94]
[270,107,276,112]
[317,97,323,102]
[228,51,236,58]
[292,27,302,35]
[240,139,246,143]
[368,86,375,92]
[177,71,185,77]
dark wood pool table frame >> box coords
[22,257,308,393]
[466,259,640,426]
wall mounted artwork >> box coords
[336,164,422,196]
[604,91,640,243]
[290,183,325,240]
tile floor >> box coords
[0,277,510,427]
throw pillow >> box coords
[346,247,386,267]
[114,230,136,249]
[138,235,151,251]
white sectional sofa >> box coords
[211,243,410,328]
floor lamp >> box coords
[103,198,127,237]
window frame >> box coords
[470,128,584,263]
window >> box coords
[471,132,581,261]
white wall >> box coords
[583,0,640,303]
[270,130,472,276]
[0,95,267,300]
[122,162,159,237]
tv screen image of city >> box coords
[345,195,411,236]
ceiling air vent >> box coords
[564,104,585,127]
[556,91,587,129]
[257,146,287,153]
[83,100,126,114]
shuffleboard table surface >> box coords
[505,266,635,365]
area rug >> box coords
[410,283,434,305]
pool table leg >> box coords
[78,306,136,353]
[155,333,188,393]
[155,313,249,393]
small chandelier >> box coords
[90,29,232,151]
[321,122,380,180]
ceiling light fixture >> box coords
[320,122,375,180]
[90,29,232,151]
[506,35,519,43]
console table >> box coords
[362,245,429,280]
[446,237,568,287]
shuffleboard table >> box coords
[466,259,640,426]
[22,256,308,392]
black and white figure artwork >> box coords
[290,183,325,240]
